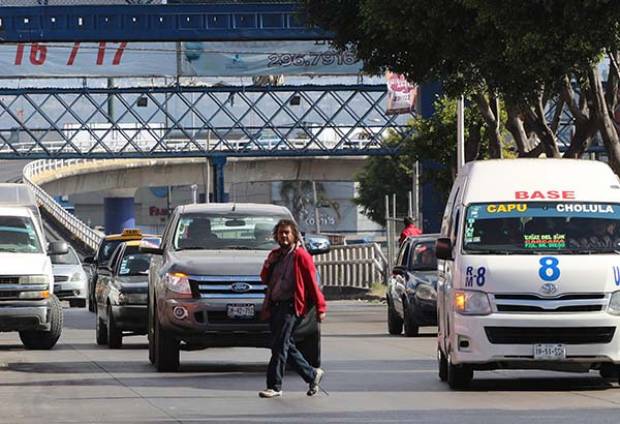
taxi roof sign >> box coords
[121,228,142,237]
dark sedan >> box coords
[95,240,153,348]
[386,234,439,337]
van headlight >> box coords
[19,275,50,285]
[163,272,191,295]
[608,291,620,315]
[416,284,437,301]
[453,290,492,315]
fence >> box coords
[314,243,387,289]
[23,160,103,252]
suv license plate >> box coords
[227,304,254,319]
[533,343,566,360]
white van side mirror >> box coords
[436,238,453,261]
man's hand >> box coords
[318,312,326,322]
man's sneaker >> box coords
[307,368,324,396]
[258,389,282,398]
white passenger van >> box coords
[0,183,67,349]
[436,159,620,388]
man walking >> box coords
[258,219,327,398]
[399,216,422,245]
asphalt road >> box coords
[1,301,620,423]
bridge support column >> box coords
[419,81,444,233]
[210,156,228,203]
[103,189,136,234]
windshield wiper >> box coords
[223,245,254,250]
[175,246,207,251]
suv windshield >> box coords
[0,216,42,253]
[464,202,620,254]
[174,213,289,251]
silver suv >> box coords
[142,203,328,372]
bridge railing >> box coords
[23,160,103,252]
[314,243,387,289]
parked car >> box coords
[51,245,88,308]
[386,234,440,336]
[94,239,156,348]
[140,203,329,372]
[84,228,157,312]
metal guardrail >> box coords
[23,160,103,252]
[315,243,387,289]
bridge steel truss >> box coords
[0,83,409,159]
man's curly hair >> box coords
[272,219,301,244]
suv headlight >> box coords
[19,275,50,285]
[608,291,620,315]
[70,272,83,282]
[163,272,192,295]
[415,284,437,301]
[453,290,491,315]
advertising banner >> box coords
[386,71,417,115]
[180,41,362,76]
[0,42,177,77]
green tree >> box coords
[355,96,512,225]
[304,1,620,168]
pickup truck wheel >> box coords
[297,330,321,368]
[147,303,155,364]
[95,309,108,345]
[387,297,403,335]
[447,353,473,390]
[153,307,179,372]
[403,300,419,337]
[19,295,63,350]
[107,305,123,349]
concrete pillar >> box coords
[210,156,228,203]
[103,189,136,234]
[419,81,444,233]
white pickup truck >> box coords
[0,184,67,349]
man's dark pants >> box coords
[267,301,317,391]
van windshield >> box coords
[463,202,620,254]
[0,216,42,253]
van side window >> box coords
[451,209,461,244]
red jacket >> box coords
[399,224,422,245]
[260,246,327,320]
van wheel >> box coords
[298,330,321,368]
[403,301,419,337]
[20,295,63,350]
[447,353,473,389]
[153,307,179,372]
[438,347,448,382]
[387,298,403,335]
[107,305,123,349]
[95,311,108,345]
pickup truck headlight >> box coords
[453,290,491,315]
[415,284,437,301]
[19,275,50,285]
[608,291,620,315]
[163,272,191,295]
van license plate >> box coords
[533,344,566,360]
[227,304,254,319]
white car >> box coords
[51,245,88,308]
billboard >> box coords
[386,71,417,115]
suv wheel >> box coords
[437,346,448,382]
[447,353,473,389]
[403,300,419,337]
[107,304,123,349]
[387,297,403,335]
[297,330,321,368]
[153,307,180,372]
[19,295,63,350]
